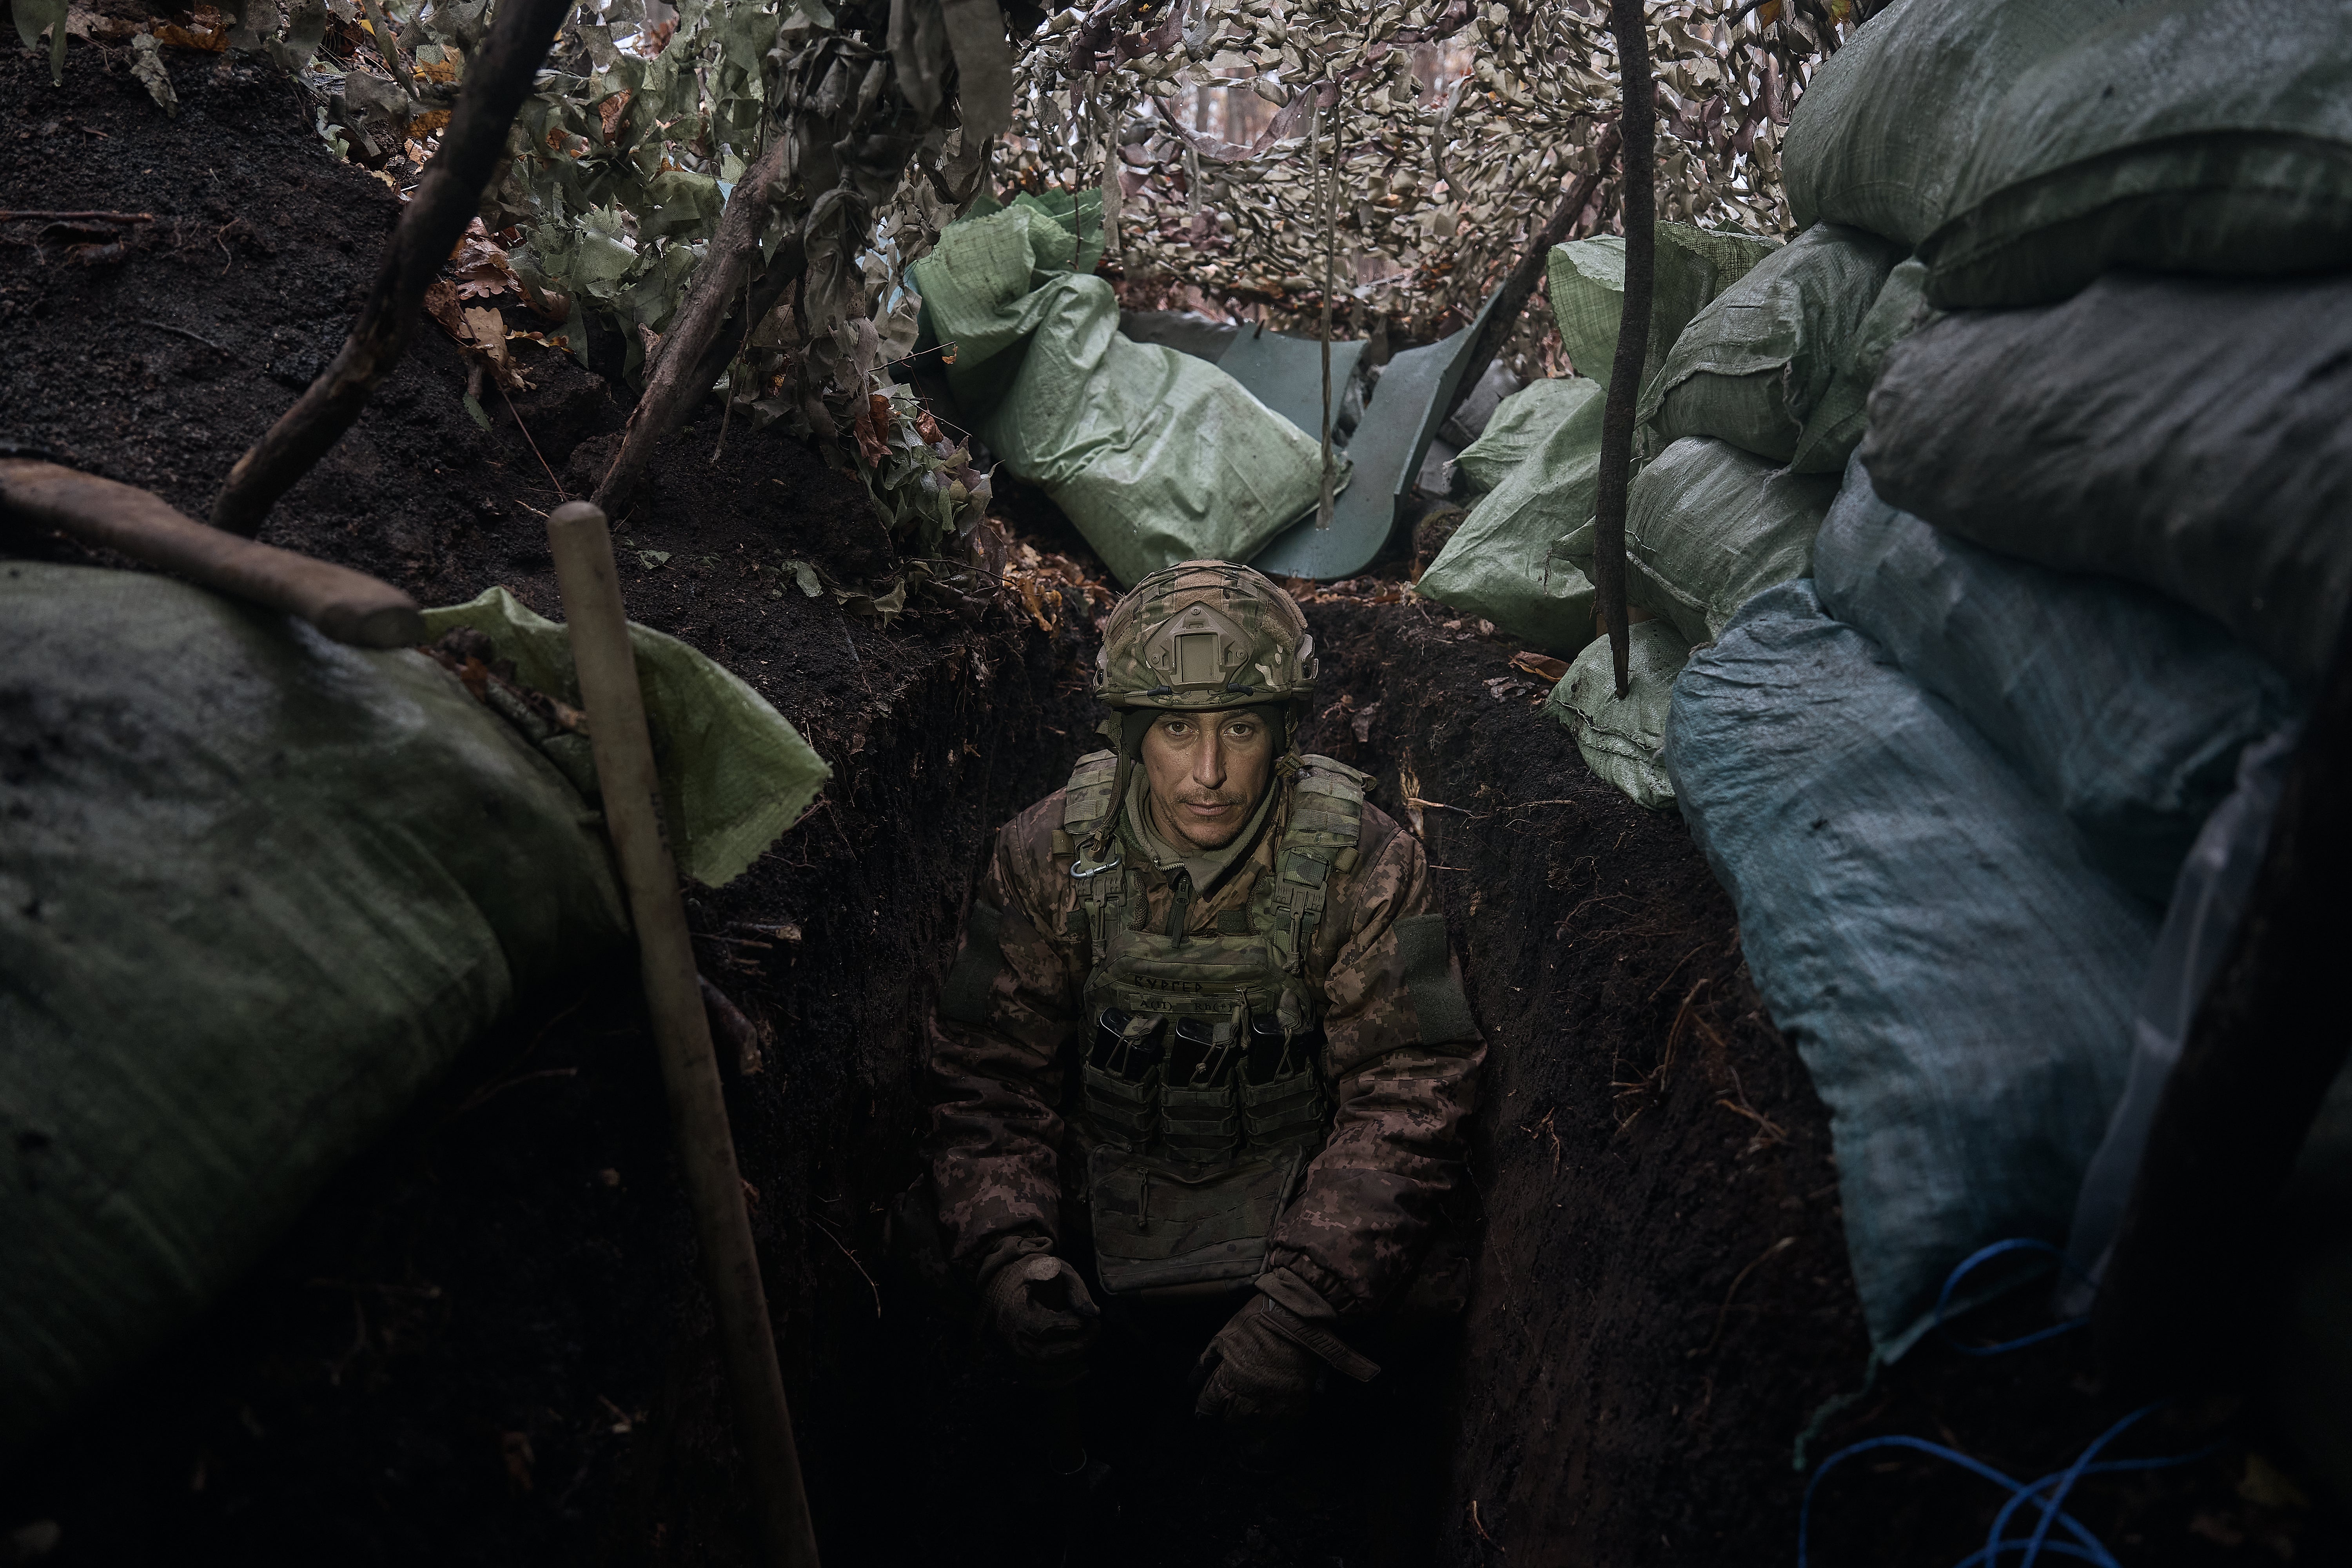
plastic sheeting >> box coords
[2061,728,2300,1302]
[1413,377,1604,653]
[0,566,632,1456]
[1862,269,2352,693]
[911,198,1328,586]
[1666,580,2157,1356]
[1923,0,2352,307]
[1639,222,1904,467]
[1813,459,2299,902]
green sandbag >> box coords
[1558,437,1839,645]
[1784,258,1937,476]
[1640,223,1906,467]
[422,586,828,889]
[911,200,1328,586]
[1413,377,1604,654]
[1923,0,2352,307]
[0,565,632,1458]
[1782,0,2153,248]
[1546,224,1780,396]
[1545,619,1692,811]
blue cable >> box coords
[1798,1243,2225,1568]
[1931,1238,2092,1356]
[1798,1435,2117,1568]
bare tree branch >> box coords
[593,131,800,518]
[208,0,575,535]
[1594,0,1657,700]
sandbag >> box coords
[1665,580,2158,1356]
[1546,224,1779,395]
[1414,378,1603,653]
[423,587,828,889]
[1861,269,2352,692]
[1783,258,1935,476]
[912,199,1327,585]
[1781,0,2153,247]
[1559,437,1838,646]
[0,565,633,1456]
[1922,0,2352,308]
[1545,619,1690,811]
[1640,223,1905,466]
[1814,459,2300,902]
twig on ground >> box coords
[208,0,574,535]
[1645,942,1707,1002]
[494,381,567,499]
[811,1218,884,1319]
[139,318,231,354]
[0,210,153,223]
[1691,1236,1794,1358]
[454,1067,581,1114]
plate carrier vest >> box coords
[1056,748,1372,1297]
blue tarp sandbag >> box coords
[1813,458,2299,902]
[1665,579,2158,1356]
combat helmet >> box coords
[1072,561,1318,875]
[1095,560,1316,713]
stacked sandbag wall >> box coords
[1660,0,2352,1493]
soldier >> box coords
[925,559,1485,1450]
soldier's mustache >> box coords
[1175,790,1248,811]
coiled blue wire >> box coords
[1932,1238,2089,1356]
[1798,1241,2221,1568]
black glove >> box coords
[1192,1297,1324,1434]
[982,1255,1101,1384]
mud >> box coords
[2,27,2342,1568]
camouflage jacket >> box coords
[926,764,1485,1323]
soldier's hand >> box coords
[1191,1297,1322,1445]
[982,1255,1101,1383]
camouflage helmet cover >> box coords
[1094,559,1316,711]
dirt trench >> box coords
[2,30,2331,1568]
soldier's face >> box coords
[1140,708,1276,853]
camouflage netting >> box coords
[1001,0,1888,352]
[122,0,1887,553]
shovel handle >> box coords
[0,459,425,649]
[544,500,821,1568]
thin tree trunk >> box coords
[592,131,800,518]
[208,0,574,535]
[1593,0,1655,699]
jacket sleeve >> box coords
[1263,807,1485,1323]
[925,794,1089,1289]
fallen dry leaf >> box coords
[152,18,228,50]
[598,89,634,143]
[1511,650,1569,684]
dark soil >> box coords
[2,27,2344,1568]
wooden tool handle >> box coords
[0,459,424,649]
